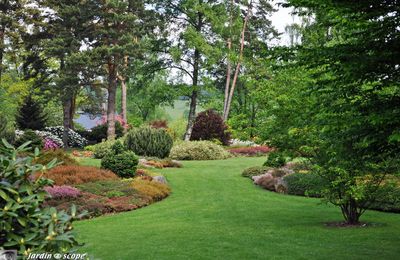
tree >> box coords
[284,0,400,224]
[87,0,151,140]
[154,0,220,140]
[16,94,47,130]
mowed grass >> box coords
[75,157,400,260]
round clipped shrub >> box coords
[125,127,173,158]
[283,173,326,197]
[86,139,116,159]
[101,151,139,178]
[263,151,287,168]
[190,109,231,145]
[169,141,231,160]
[242,166,270,178]
[15,129,43,149]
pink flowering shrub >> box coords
[44,185,81,199]
[228,146,273,156]
[43,138,60,150]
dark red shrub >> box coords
[228,146,273,156]
[190,109,231,145]
[149,120,168,129]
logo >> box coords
[0,250,17,260]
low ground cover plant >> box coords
[40,165,118,185]
[169,141,231,160]
[229,146,273,156]
[34,149,78,166]
[242,166,270,178]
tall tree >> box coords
[285,0,400,224]
[154,0,218,140]
[16,94,47,130]
[87,0,150,140]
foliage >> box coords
[41,165,118,186]
[16,95,47,130]
[45,126,87,148]
[283,173,326,197]
[229,146,272,157]
[169,141,231,161]
[82,122,124,144]
[76,180,138,198]
[85,140,117,159]
[242,166,270,178]
[0,114,15,144]
[131,179,171,202]
[149,120,168,129]
[44,186,81,199]
[168,117,187,141]
[125,127,173,158]
[101,151,139,178]
[0,140,85,255]
[263,151,287,168]
[34,149,78,166]
[190,109,231,146]
[14,130,43,150]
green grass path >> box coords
[75,157,400,260]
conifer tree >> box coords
[16,95,47,130]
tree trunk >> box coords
[107,68,118,140]
[62,98,72,149]
[0,25,5,83]
[120,77,128,133]
[223,39,232,116]
[184,46,200,141]
[223,0,252,121]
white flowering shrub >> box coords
[44,126,88,148]
[14,130,64,148]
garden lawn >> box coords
[75,157,400,260]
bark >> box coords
[120,78,127,133]
[223,0,252,121]
[223,39,232,116]
[0,25,5,83]
[107,64,118,140]
[62,98,72,148]
[184,89,198,140]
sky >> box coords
[269,0,299,46]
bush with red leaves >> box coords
[228,146,273,156]
[190,109,231,145]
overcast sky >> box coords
[270,0,299,45]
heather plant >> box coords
[41,165,118,185]
[0,140,85,255]
[190,109,231,146]
[125,127,173,158]
[34,149,78,166]
[44,185,81,199]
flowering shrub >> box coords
[44,138,60,150]
[229,146,273,156]
[40,165,118,185]
[44,126,87,148]
[44,185,81,199]
[15,130,64,148]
